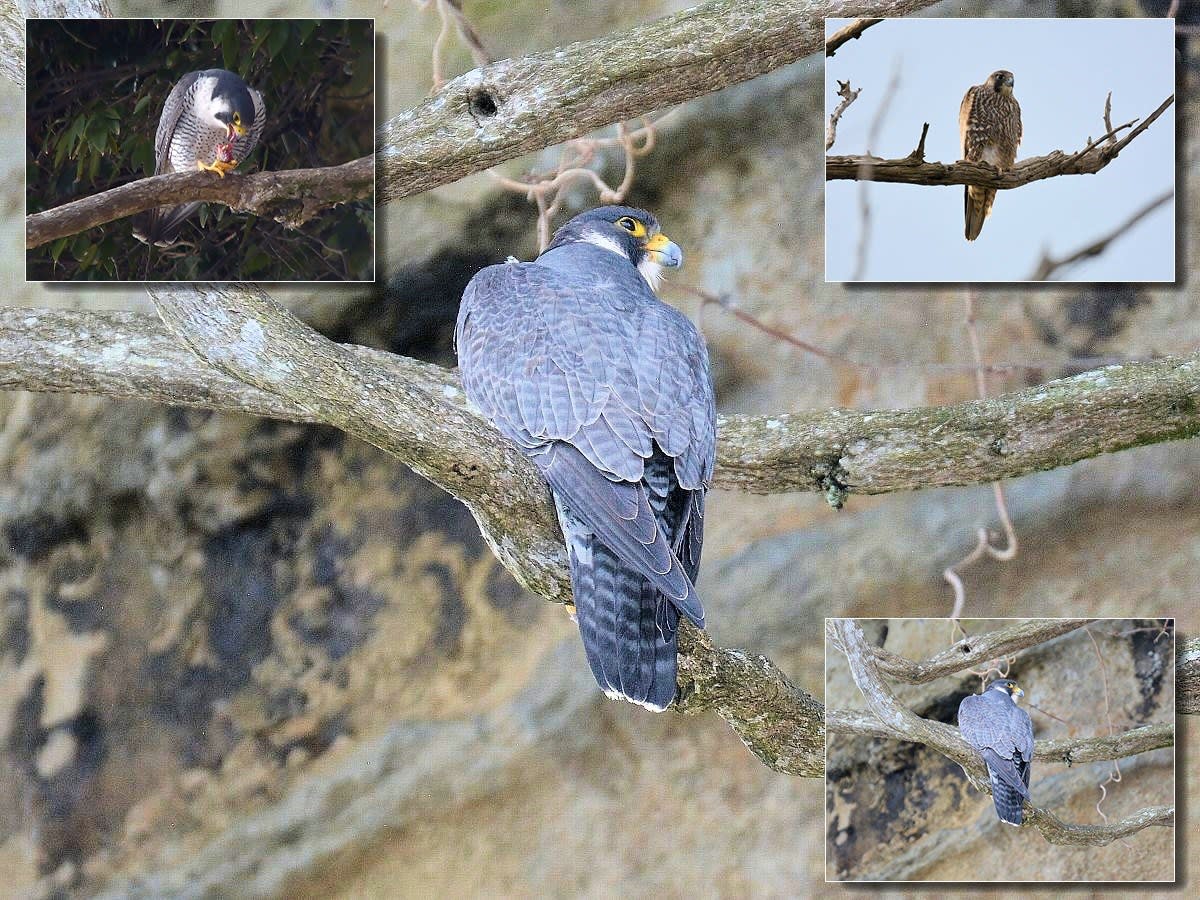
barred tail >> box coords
[964,185,995,241]
[566,527,679,712]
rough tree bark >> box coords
[25,157,374,249]
[377,0,943,201]
[826,95,1174,187]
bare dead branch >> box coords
[378,0,944,202]
[826,94,1174,187]
[826,80,862,151]
[826,18,882,57]
[25,156,374,249]
[828,619,1174,845]
[870,619,1093,683]
[1028,189,1174,281]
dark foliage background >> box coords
[25,18,375,282]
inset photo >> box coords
[825,618,1175,883]
[26,18,375,282]
[824,17,1175,282]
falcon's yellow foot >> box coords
[564,600,578,624]
[197,158,238,178]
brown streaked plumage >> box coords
[959,70,1022,241]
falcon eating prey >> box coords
[957,678,1034,825]
[133,68,266,247]
[959,69,1022,241]
[455,206,716,711]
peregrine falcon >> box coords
[455,206,715,711]
[957,678,1034,825]
[133,68,266,247]
[959,69,1022,241]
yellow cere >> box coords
[644,233,674,252]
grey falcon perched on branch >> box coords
[456,206,715,711]
[959,69,1022,241]
[133,68,266,247]
[957,678,1034,825]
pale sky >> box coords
[824,17,1176,282]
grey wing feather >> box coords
[457,263,715,489]
[153,71,201,174]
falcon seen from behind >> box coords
[957,678,1034,825]
[959,69,1022,241]
[133,68,266,247]
[456,206,715,711]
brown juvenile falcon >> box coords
[959,70,1022,241]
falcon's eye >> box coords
[233,112,242,125]
[616,216,647,238]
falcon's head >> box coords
[545,205,683,292]
[987,70,1016,96]
[985,678,1025,702]
[205,69,257,140]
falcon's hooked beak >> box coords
[228,122,247,139]
[643,232,683,269]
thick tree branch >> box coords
[1180,637,1199,715]
[25,156,374,249]
[828,619,1174,845]
[4,307,1200,500]
[377,0,941,202]
[826,94,1174,187]
[870,618,1093,683]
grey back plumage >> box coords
[456,232,715,709]
[958,685,1034,825]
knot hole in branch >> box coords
[468,87,500,121]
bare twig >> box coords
[826,18,882,57]
[826,79,862,151]
[489,117,661,251]
[1028,189,1174,281]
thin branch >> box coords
[826,711,1173,765]
[826,18,882,57]
[869,619,1093,684]
[25,156,374,249]
[828,619,1174,845]
[826,94,1174,187]
[4,308,1200,502]
[377,0,944,202]
[826,80,862,151]
[1029,189,1174,281]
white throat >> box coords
[637,256,665,292]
